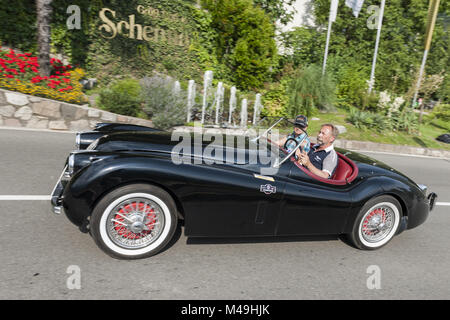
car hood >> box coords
[96,131,179,152]
[94,131,280,166]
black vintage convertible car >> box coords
[51,120,437,259]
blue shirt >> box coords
[285,132,311,154]
[307,144,338,177]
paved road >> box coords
[0,128,449,300]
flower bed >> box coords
[0,48,87,104]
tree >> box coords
[36,0,53,77]
[202,0,278,90]
[253,0,296,26]
[281,0,449,100]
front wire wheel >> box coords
[105,197,166,250]
[90,184,178,259]
[349,195,402,250]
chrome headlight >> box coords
[418,184,428,195]
[68,153,75,176]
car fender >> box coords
[343,176,401,234]
[63,154,184,227]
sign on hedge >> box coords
[81,0,207,84]
[98,6,190,47]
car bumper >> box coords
[50,165,69,215]
[428,192,437,211]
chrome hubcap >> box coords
[361,205,395,243]
[106,198,165,249]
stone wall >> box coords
[0,88,153,131]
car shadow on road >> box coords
[158,221,184,255]
[185,234,340,245]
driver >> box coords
[297,123,338,179]
[278,115,311,154]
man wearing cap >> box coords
[278,115,311,154]
[297,123,339,179]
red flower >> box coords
[31,76,43,83]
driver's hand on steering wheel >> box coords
[297,149,310,167]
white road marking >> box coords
[436,202,450,206]
[0,195,51,200]
[359,150,450,160]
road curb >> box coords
[334,139,450,160]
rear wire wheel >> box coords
[349,195,402,250]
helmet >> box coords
[294,115,308,128]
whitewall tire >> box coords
[348,195,402,250]
[90,184,178,259]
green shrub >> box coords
[97,78,142,117]
[389,110,418,134]
[335,66,368,109]
[140,76,187,130]
[347,108,386,132]
[362,92,380,112]
[347,107,419,134]
[347,108,373,130]
[260,81,289,118]
[429,104,450,122]
[286,64,336,118]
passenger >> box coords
[297,123,338,179]
[278,115,311,154]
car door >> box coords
[276,163,354,235]
[182,161,292,237]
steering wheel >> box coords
[284,138,301,160]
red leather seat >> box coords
[292,151,358,185]
[332,157,353,181]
